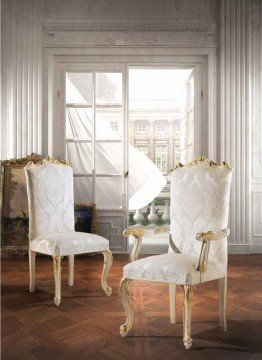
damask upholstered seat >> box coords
[30,232,109,256]
[123,253,226,285]
[119,156,233,349]
[25,157,113,306]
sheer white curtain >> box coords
[66,79,166,210]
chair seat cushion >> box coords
[30,232,109,256]
[123,253,226,285]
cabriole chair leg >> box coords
[101,250,113,296]
[68,254,74,286]
[53,256,62,306]
[120,278,134,337]
[182,285,194,349]
[219,277,227,331]
[169,283,176,323]
[29,250,36,292]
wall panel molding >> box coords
[1,0,44,159]
[220,0,262,251]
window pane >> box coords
[156,121,167,134]
[96,73,122,105]
[129,68,194,174]
[74,177,93,204]
[96,177,122,208]
[96,108,122,140]
[110,121,119,132]
[96,142,122,174]
[66,108,93,140]
[67,142,93,174]
[136,121,148,134]
[66,73,92,104]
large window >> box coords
[110,121,119,132]
[136,121,148,134]
[136,144,148,157]
[156,121,167,134]
[155,145,168,173]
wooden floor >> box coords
[1,254,262,360]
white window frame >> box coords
[136,121,148,134]
[156,121,167,134]
[53,58,206,254]
[136,144,149,157]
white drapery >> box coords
[66,79,166,210]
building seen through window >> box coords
[110,121,119,132]
[66,68,194,182]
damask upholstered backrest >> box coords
[25,158,75,241]
[170,157,233,267]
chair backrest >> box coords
[170,156,233,267]
[24,157,75,241]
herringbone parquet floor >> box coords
[1,254,262,360]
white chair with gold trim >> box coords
[24,156,113,306]
[120,156,233,349]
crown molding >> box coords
[43,21,217,48]
[43,21,216,34]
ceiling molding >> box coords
[43,22,216,34]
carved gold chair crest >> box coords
[24,156,113,306]
[120,156,233,349]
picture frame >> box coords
[1,154,98,255]
[74,203,99,235]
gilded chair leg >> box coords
[130,236,142,262]
[53,256,62,306]
[29,250,36,292]
[119,278,133,337]
[182,285,194,349]
[101,250,113,296]
[68,254,74,286]
[219,277,227,331]
[169,284,176,323]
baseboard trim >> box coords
[249,244,262,254]
[228,244,250,254]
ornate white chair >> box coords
[24,156,113,306]
[120,156,233,349]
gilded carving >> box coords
[119,277,133,337]
[1,153,43,166]
[26,156,72,168]
[101,250,113,296]
[123,227,145,239]
[183,285,194,310]
[196,228,230,273]
[170,155,231,172]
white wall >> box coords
[1,0,261,252]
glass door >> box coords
[65,69,127,252]
[61,63,203,254]
[127,66,202,254]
